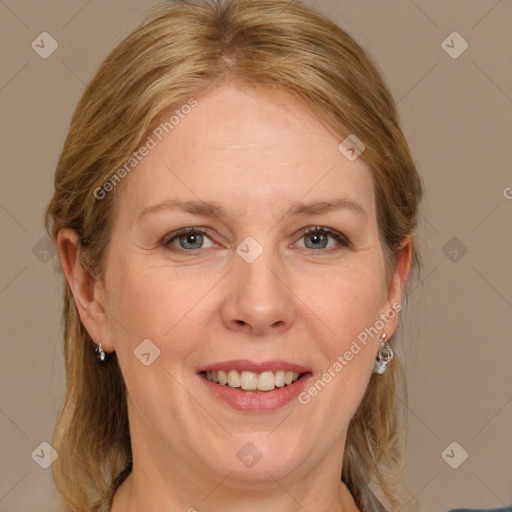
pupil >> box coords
[182,232,202,249]
[308,233,326,248]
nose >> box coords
[221,247,296,337]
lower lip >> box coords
[199,372,313,412]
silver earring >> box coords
[373,332,393,374]
[95,341,107,361]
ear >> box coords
[378,236,412,338]
[56,228,114,353]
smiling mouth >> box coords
[200,369,309,393]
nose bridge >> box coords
[236,236,285,305]
[224,235,295,334]
[241,248,278,292]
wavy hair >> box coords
[45,0,424,510]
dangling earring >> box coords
[95,341,107,362]
[373,332,393,374]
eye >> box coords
[162,227,216,252]
[161,226,351,254]
[296,226,351,252]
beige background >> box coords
[1,1,511,511]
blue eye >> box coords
[298,226,351,251]
[162,228,215,251]
[161,226,350,253]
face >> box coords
[84,82,407,489]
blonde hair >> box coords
[45,0,424,510]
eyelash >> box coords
[161,226,351,254]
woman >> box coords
[45,0,423,510]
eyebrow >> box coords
[137,197,367,221]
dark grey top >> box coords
[361,482,388,511]
[448,507,512,512]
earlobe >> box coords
[56,228,112,352]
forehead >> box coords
[114,82,375,223]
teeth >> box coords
[274,370,285,387]
[204,369,302,391]
[227,370,241,388]
[206,370,219,383]
[258,371,276,391]
[218,370,228,385]
[241,371,258,390]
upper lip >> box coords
[198,359,311,374]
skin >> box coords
[58,82,411,512]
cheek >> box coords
[306,263,383,339]
[105,257,180,342]
[106,256,219,358]
[308,273,382,408]
[301,262,384,396]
